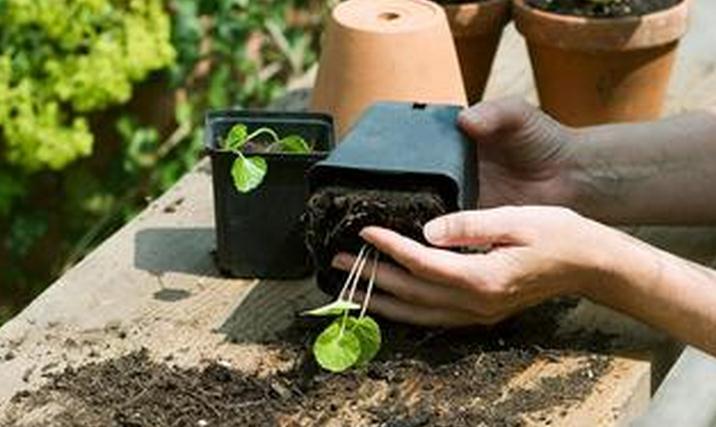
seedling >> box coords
[221,123,312,193]
[303,245,382,373]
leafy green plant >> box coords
[0,0,175,172]
[304,246,382,373]
[221,123,311,193]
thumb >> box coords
[458,97,541,141]
[423,208,529,248]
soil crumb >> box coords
[304,186,447,295]
[526,0,680,17]
[5,299,618,427]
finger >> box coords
[354,291,499,327]
[358,227,474,286]
[332,254,477,313]
[423,207,532,247]
[458,97,537,140]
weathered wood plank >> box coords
[1,7,716,425]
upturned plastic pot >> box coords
[205,111,334,279]
[307,102,478,291]
[514,0,690,127]
[309,102,477,210]
[442,0,511,104]
[311,0,467,138]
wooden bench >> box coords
[1,7,716,424]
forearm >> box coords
[586,230,716,356]
[570,108,716,225]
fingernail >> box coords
[359,226,376,241]
[424,219,446,243]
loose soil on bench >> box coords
[526,0,680,18]
[304,186,447,295]
[7,299,617,427]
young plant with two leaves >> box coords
[304,246,383,373]
[221,123,312,193]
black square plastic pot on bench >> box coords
[305,102,478,294]
[205,110,334,279]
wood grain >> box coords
[1,15,716,426]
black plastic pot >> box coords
[309,102,478,211]
[205,110,334,279]
[307,102,478,292]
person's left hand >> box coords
[331,206,623,327]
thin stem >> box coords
[359,251,380,320]
[246,127,280,144]
[340,248,371,337]
[337,244,368,301]
[346,249,370,305]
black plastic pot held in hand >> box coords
[309,102,478,212]
[306,102,479,293]
[205,110,334,279]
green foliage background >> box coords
[0,0,327,324]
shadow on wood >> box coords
[215,278,328,344]
[134,227,223,278]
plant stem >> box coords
[359,251,379,320]
[339,247,370,337]
[346,249,370,305]
[246,127,280,144]
[337,244,368,301]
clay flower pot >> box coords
[311,0,467,137]
[441,0,511,104]
[513,0,690,127]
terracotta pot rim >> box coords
[332,0,448,36]
[513,0,690,51]
[442,0,512,36]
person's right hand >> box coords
[459,97,582,209]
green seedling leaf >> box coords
[278,135,311,153]
[225,124,249,150]
[349,316,381,366]
[314,319,361,373]
[302,300,361,317]
[231,155,267,193]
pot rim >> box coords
[331,0,448,35]
[442,0,512,37]
[513,0,690,51]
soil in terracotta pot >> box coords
[7,299,618,426]
[304,186,448,295]
[526,0,680,17]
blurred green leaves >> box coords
[0,0,325,323]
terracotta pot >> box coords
[311,0,467,137]
[442,0,511,104]
[513,0,690,127]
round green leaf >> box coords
[348,316,382,366]
[278,135,311,153]
[302,300,361,317]
[313,319,361,373]
[231,156,267,193]
[225,124,248,150]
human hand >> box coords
[332,206,622,327]
[460,98,581,209]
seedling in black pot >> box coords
[205,110,334,279]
